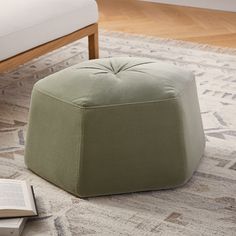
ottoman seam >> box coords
[34,88,84,109]
[34,87,181,109]
[77,98,179,109]
[76,109,86,195]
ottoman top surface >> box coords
[35,57,194,108]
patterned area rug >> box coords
[0,31,236,236]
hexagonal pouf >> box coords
[25,57,205,197]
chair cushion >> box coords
[0,0,98,61]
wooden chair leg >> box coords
[88,24,99,59]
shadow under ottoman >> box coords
[25,57,205,197]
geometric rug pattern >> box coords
[0,31,235,235]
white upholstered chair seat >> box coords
[0,0,98,61]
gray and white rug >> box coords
[0,31,236,236]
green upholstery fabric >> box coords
[25,57,205,197]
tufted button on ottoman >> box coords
[25,57,205,197]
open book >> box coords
[0,179,37,218]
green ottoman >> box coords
[25,57,205,197]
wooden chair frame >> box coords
[0,23,99,73]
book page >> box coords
[0,179,31,210]
[0,183,26,208]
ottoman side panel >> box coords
[25,89,82,195]
[178,76,205,178]
[77,99,188,197]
